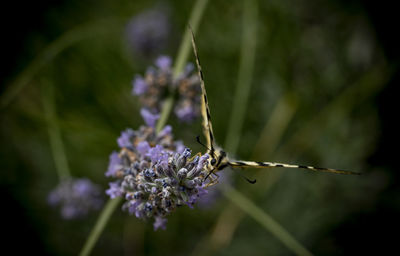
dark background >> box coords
[1,0,398,255]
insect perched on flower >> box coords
[106,108,211,230]
[188,27,360,184]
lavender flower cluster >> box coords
[132,56,201,123]
[48,178,103,219]
[106,109,210,230]
[125,8,171,57]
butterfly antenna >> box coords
[231,167,257,184]
[196,135,211,151]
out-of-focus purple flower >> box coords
[155,55,172,71]
[158,125,172,137]
[125,8,171,57]
[106,181,123,199]
[48,178,103,219]
[174,71,201,123]
[153,216,167,231]
[174,141,185,154]
[137,141,150,155]
[197,171,232,209]
[140,108,160,127]
[131,56,201,123]
[148,144,165,162]
[175,103,197,122]
[132,76,148,95]
[186,186,209,209]
[106,152,122,177]
[117,128,135,148]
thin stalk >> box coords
[1,18,124,110]
[172,0,209,79]
[223,185,313,256]
[156,0,209,133]
[224,0,258,153]
[41,79,71,179]
[79,1,210,255]
[79,197,122,256]
[252,93,298,158]
[156,96,174,133]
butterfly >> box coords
[188,27,360,184]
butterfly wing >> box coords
[189,27,216,155]
[229,160,360,175]
[189,27,359,177]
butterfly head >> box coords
[206,145,229,171]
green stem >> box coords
[253,93,298,158]
[156,96,174,133]
[1,18,124,110]
[172,0,209,79]
[79,1,210,255]
[41,79,71,179]
[79,197,122,256]
[156,0,209,133]
[223,185,313,256]
[224,0,258,153]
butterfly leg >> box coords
[204,170,219,187]
[189,152,202,162]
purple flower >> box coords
[48,178,103,219]
[140,108,160,127]
[61,205,79,219]
[137,141,150,155]
[73,179,95,194]
[125,8,171,57]
[197,171,232,209]
[158,125,172,137]
[107,134,212,229]
[106,181,123,199]
[117,128,135,148]
[132,76,148,95]
[155,55,172,71]
[131,55,201,123]
[106,114,213,230]
[198,154,210,170]
[148,144,164,162]
[175,104,197,122]
[126,200,141,215]
[153,216,167,230]
[186,186,208,208]
[106,151,122,177]
[174,140,185,154]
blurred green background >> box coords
[1,0,399,255]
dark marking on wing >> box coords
[256,161,269,167]
[234,161,246,166]
[217,164,229,170]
